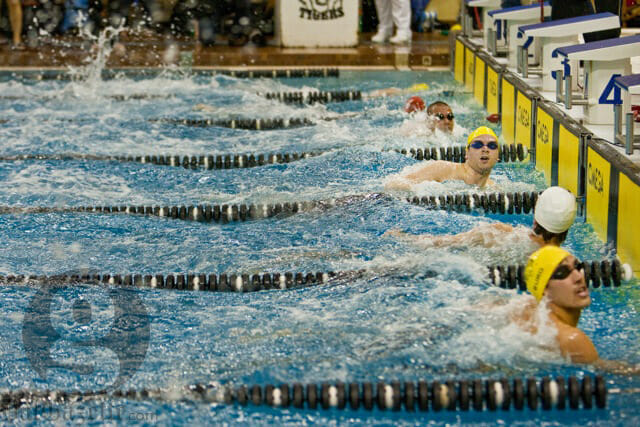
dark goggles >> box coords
[469,140,499,150]
[550,259,583,281]
[435,112,455,121]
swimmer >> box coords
[385,126,499,191]
[425,101,455,134]
[368,82,431,98]
[516,246,639,372]
[386,186,576,252]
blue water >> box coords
[0,69,638,426]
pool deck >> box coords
[0,32,451,70]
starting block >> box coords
[487,3,551,68]
[613,74,640,154]
[554,34,640,125]
[465,0,502,46]
[517,12,620,91]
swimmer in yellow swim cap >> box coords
[385,125,500,190]
[523,246,598,363]
[507,247,639,372]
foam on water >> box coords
[0,61,638,425]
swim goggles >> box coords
[434,112,455,121]
[550,259,583,280]
[468,140,499,150]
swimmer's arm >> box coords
[559,329,600,364]
[592,359,640,375]
[367,87,404,98]
[194,103,215,112]
[559,330,640,374]
[384,162,450,190]
[406,223,514,248]
[383,229,446,248]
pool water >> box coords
[0,68,638,426]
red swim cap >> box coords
[404,96,426,113]
[486,113,501,123]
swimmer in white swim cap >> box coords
[385,186,577,252]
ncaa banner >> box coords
[277,1,359,47]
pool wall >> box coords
[452,35,640,278]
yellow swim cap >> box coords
[524,246,571,301]
[408,83,429,92]
[467,126,499,147]
[451,24,462,32]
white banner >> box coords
[277,1,359,47]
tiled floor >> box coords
[0,32,451,70]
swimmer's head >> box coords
[464,126,500,175]
[404,96,426,113]
[467,126,498,147]
[524,246,572,301]
[533,187,577,244]
[426,101,454,133]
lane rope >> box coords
[0,152,318,170]
[148,117,315,130]
[0,143,527,171]
[397,143,528,163]
[0,190,545,226]
[0,376,611,412]
[0,94,169,101]
[259,90,362,105]
[0,258,631,292]
[6,68,341,81]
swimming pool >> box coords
[0,67,638,425]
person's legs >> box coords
[389,0,411,43]
[372,0,393,42]
[7,0,23,46]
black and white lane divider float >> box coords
[0,94,170,101]
[0,190,543,227]
[0,376,621,413]
[396,143,528,163]
[11,68,341,81]
[0,144,527,173]
[0,258,631,292]
[148,117,315,130]
[0,190,549,228]
[488,259,633,289]
[259,90,363,105]
[0,152,318,170]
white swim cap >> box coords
[534,187,577,234]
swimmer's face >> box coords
[465,134,499,175]
[544,255,591,309]
[427,104,454,133]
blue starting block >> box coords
[613,74,640,154]
[554,34,640,125]
[464,0,502,46]
[487,3,551,68]
[517,12,620,91]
